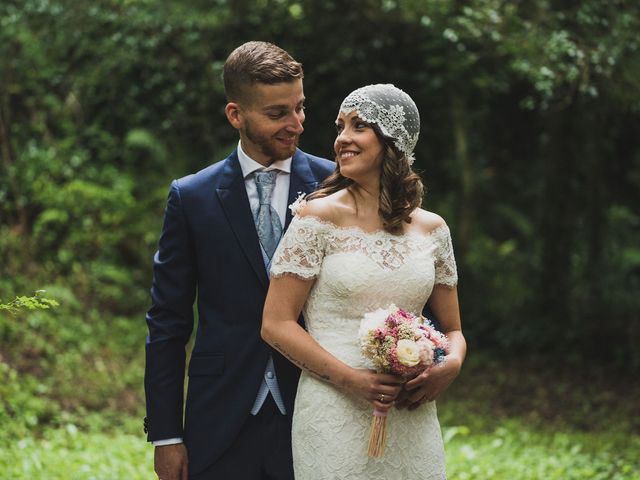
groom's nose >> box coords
[285,109,305,135]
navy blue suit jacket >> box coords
[144,148,335,475]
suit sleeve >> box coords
[144,180,196,441]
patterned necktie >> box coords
[254,170,283,259]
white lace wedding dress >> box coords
[271,214,458,480]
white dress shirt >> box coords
[153,141,292,446]
[237,141,291,226]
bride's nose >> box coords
[335,128,353,146]
[334,136,352,155]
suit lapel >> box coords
[285,150,322,230]
[216,149,325,290]
[216,151,269,290]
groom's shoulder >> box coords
[298,150,335,177]
[173,154,231,192]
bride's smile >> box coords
[334,111,384,182]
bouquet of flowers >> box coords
[358,304,449,457]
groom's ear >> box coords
[225,102,242,129]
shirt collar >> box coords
[237,141,292,179]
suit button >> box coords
[266,371,274,379]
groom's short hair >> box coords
[223,41,304,103]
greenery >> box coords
[445,426,639,480]
[2,421,636,480]
[439,356,640,479]
[0,423,153,480]
[0,291,59,314]
[1,355,637,479]
[1,0,639,478]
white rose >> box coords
[396,339,421,367]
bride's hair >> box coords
[307,125,424,234]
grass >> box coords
[438,354,640,479]
[444,423,639,479]
[1,298,638,480]
[2,415,636,479]
[2,427,152,480]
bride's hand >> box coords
[396,355,462,410]
[342,368,404,411]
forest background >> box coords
[1,1,639,478]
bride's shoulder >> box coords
[410,208,449,235]
[297,191,350,225]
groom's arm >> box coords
[144,180,196,442]
[421,304,441,331]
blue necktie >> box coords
[251,170,286,415]
[254,170,283,259]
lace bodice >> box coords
[270,214,455,479]
[272,215,457,283]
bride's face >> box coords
[334,111,384,181]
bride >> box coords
[261,84,466,479]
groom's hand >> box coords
[154,443,188,480]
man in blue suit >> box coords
[144,41,335,480]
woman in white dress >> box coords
[262,84,466,479]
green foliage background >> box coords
[1,0,639,478]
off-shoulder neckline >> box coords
[291,214,449,240]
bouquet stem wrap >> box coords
[367,409,388,457]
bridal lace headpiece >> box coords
[339,84,420,165]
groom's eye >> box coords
[267,111,286,119]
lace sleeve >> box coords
[271,216,326,280]
[433,225,458,287]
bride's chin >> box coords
[339,166,356,179]
[340,169,367,183]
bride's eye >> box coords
[335,123,344,133]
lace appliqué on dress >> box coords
[271,215,458,286]
[432,226,458,287]
[271,216,327,280]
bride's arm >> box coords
[399,285,466,408]
[397,210,466,409]
[262,274,403,410]
[429,284,466,372]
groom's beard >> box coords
[244,122,300,162]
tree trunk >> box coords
[538,107,578,344]
[0,92,28,235]
[451,93,473,257]
[583,111,605,319]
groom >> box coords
[143,42,334,480]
